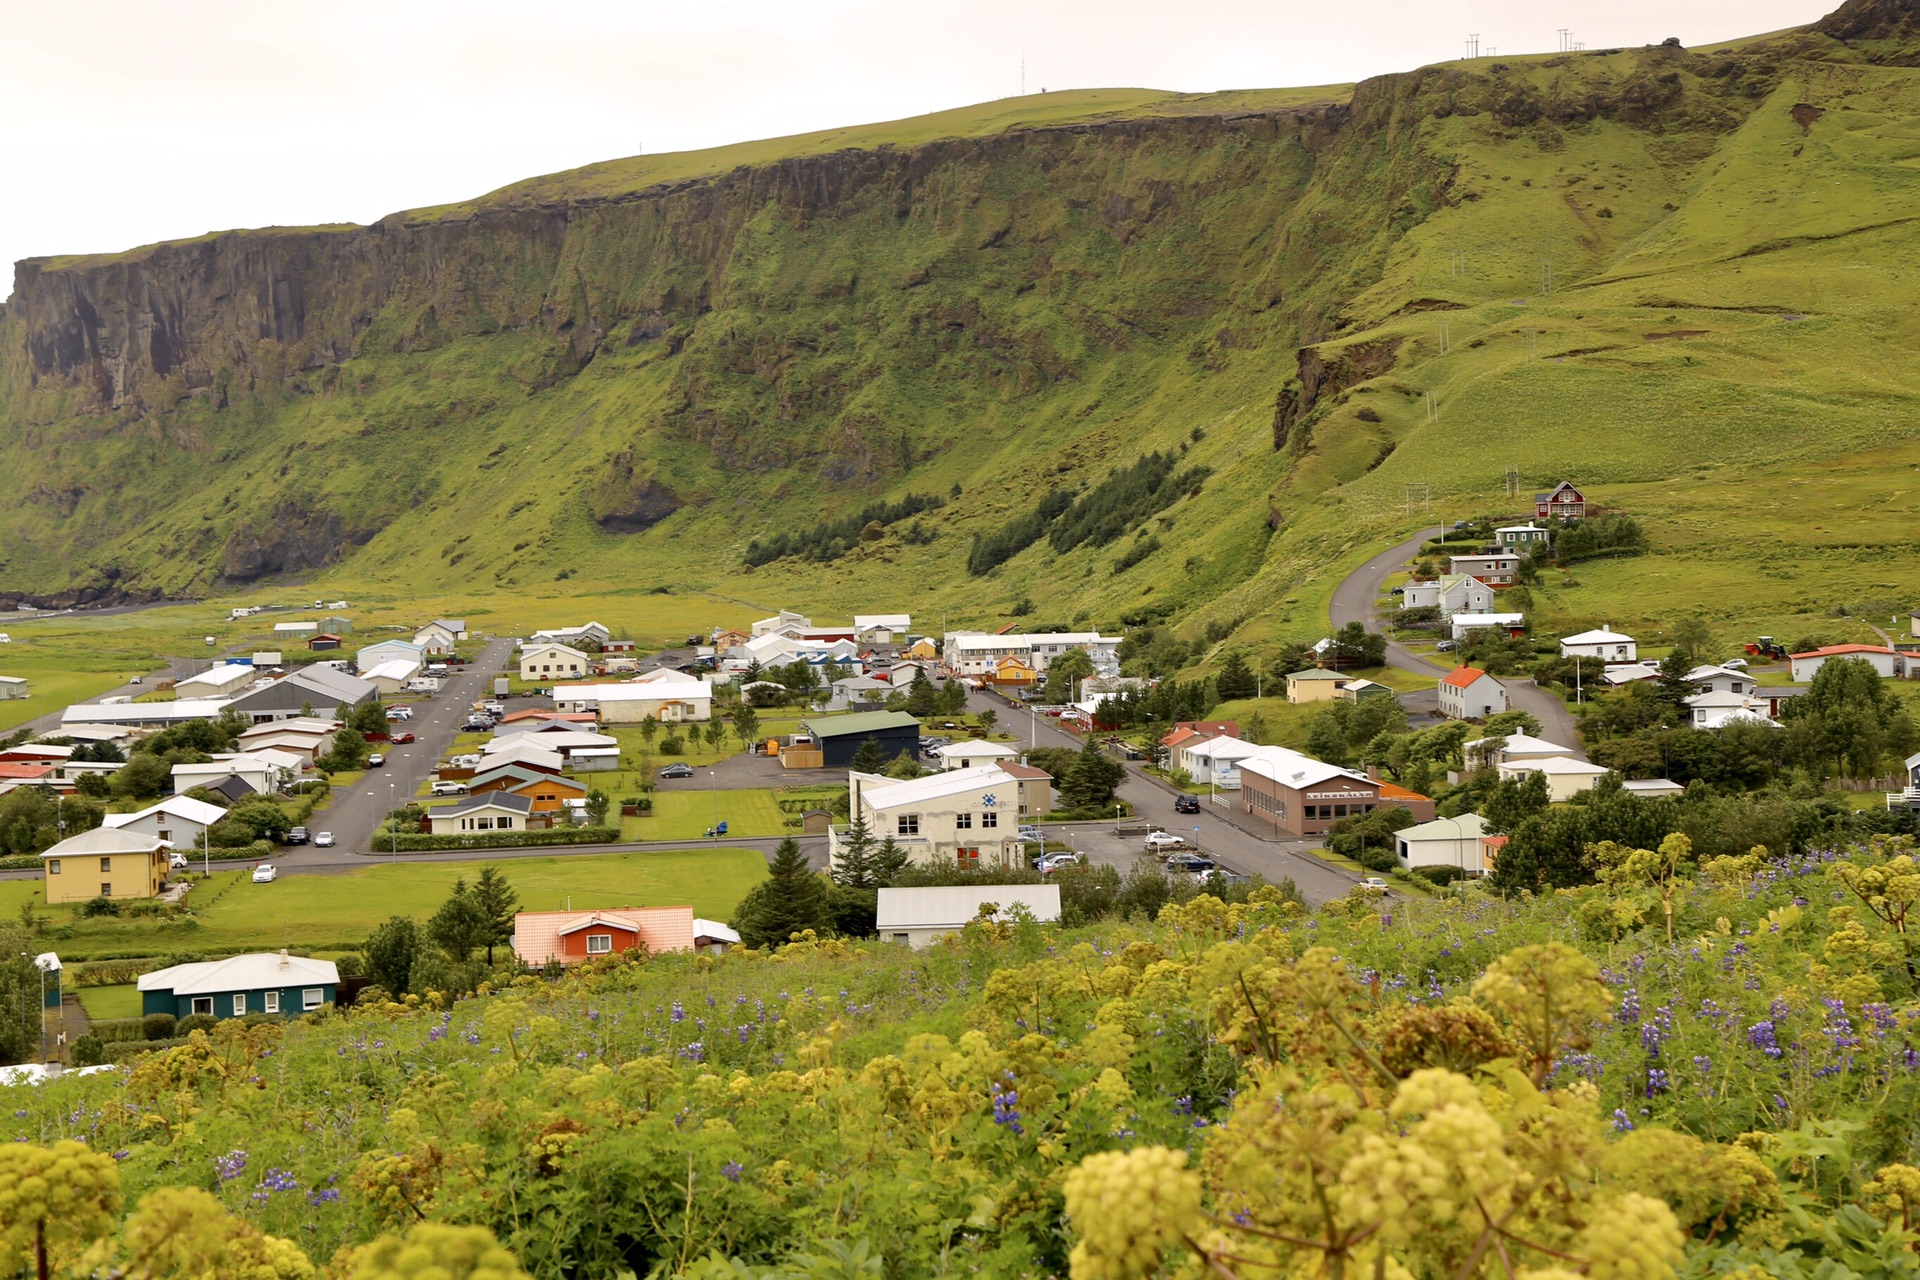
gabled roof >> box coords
[861,765,1016,811]
[1239,749,1370,791]
[0,762,55,779]
[997,763,1054,781]
[933,739,1018,759]
[1561,627,1635,645]
[1398,813,1489,842]
[1440,667,1493,689]
[692,918,741,944]
[41,827,167,858]
[361,659,423,682]
[551,680,712,703]
[1684,664,1748,683]
[1684,690,1764,708]
[1790,644,1898,659]
[104,797,228,830]
[876,885,1062,930]
[1501,756,1611,776]
[437,792,534,817]
[1463,733,1577,758]
[511,906,694,964]
[1286,668,1347,681]
[138,952,338,995]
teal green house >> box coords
[138,951,339,1020]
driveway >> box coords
[968,687,1359,904]
[1329,533,1584,756]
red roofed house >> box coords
[1161,720,1239,746]
[0,761,58,795]
[1533,482,1587,521]
[1789,645,1906,682]
[510,906,696,968]
[1436,667,1508,721]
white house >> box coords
[174,664,258,698]
[1400,581,1441,610]
[1560,626,1637,661]
[1436,667,1508,721]
[360,659,424,695]
[943,632,1122,679]
[530,622,611,649]
[549,680,713,725]
[235,718,339,764]
[827,675,892,711]
[1685,665,1756,696]
[1448,553,1523,585]
[1495,524,1551,551]
[414,619,467,654]
[853,614,911,644]
[1396,813,1491,876]
[172,753,285,797]
[1449,613,1527,641]
[875,884,1062,948]
[1622,779,1686,798]
[1462,733,1580,771]
[1683,690,1782,730]
[103,797,229,849]
[838,765,1033,871]
[1789,644,1905,682]
[1178,737,1282,791]
[1496,756,1612,801]
[1435,575,1497,619]
[356,639,426,672]
[750,611,812,639]
[520,643,591,683]
[932,740,1019,771]
[428,793,533,835]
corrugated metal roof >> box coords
[876,885,1062,931]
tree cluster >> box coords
[744,492,945,567]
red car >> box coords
[389,731,416,744]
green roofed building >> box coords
[800,710,921,769]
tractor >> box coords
[1744,636,1789,661]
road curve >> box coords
[1329,532,1584,756]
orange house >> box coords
[511,906,696,967]
[991,656,1040,689]
[509,775,590,813]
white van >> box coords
[430,781,468,797]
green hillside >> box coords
[2,2,1918,665]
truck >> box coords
[404,677,442,694]
[494,677,510,697]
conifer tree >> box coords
[732,838,830,948]
[850,736,886,774]
[835,815,877,888]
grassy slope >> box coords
[2,24,1918,677]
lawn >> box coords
[622,789,790,841]
[77,985,142,1021]
[0,848,767,961]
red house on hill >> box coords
[510,906,695,967]
[1533,482,1587,521]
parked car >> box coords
[169,851,189,869]
[1144,831,1187,851]
[1359,877,1390,892]
[463,717,490,731]
[659,763,695,779]
[1434,640,1457,652]
[390,732,415,744]
[1174,795,1201,814]
[284,827,309,846]
[128,676,143,685]
[366,753,385,767]
[313,832,335,847]
[1037,852,1084,874]
[1163,853,1217,874]
[1722,658,1749,670]
[252,864,279,883]
[1018,824,1043,839]
[430,781,468,797]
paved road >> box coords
[1329,532,1584,755]
[973,689,1359,904]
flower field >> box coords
[10,837,1920,1277]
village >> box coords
[1,480,1918,1065]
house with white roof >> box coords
[236,717,339,765]
[1496,755,1612,801]
[932,740,1020,771]
[1449,613,1527,641]
[172,752,290,797]
[1178,736,1278,790]
[837,765,1033,872]
[549,679,712,725]
[1560,626,1637,661]
[876,884,1062,949]
[139,951,338,1021]
[60,698,236,730]
[1685,665,1756,696]
[414,620,468,654]
[854,614,912,644]
[943,632,1122,678]
[1603,663,1660,687]
[175,663,258,698]
[751,611,812,639]
[103,797,228,849]
[1395,813,1492,875]
[1462,733,1580,771]
[1683,690,1781,730]
[429,792,535,835]
[530,622,611,649]
[356,639,426,672]
[360,658,425,695]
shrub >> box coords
[659,737,685,755]
[1416,866,1467,885]
[142,1012,177,1040]
[176,1014,217,1035]
[373,827,622,853]
[69,1034,106,1067]
[80,896,121,918]
[102,1037,188,1063]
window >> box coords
[157,829,171,843]
[191,997,213,1016]
[892,933,910,943]
[100,857,113,872]
[46,859,59,875]
[232,994,247,1016]
[100,884,112,897]
[586,934,613,954]
[956,848,980,868]
[500,817,514,829]
[955,812,972,829]
[981,811,997,829]
[263,991,280,1014]
[898,815,919,836]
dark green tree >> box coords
[1214,650,1258,702]
[834,815,877,888]
[107,755,168,802]
[730,705,761,752]
[732,838,830,948]
[1041,648,1098,703]
[469,866,520,966]
[365,916,421,995]
[850,736,887,774]
[874,835,911,886]
[585,789,612,827]
[428,878,489,964]
[1060,739,1126,812]
[906,669,939,718]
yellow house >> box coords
[1285,668,1349,704]
[905,638,939,662]
[40,827,171,904]
[991,656,1040,689]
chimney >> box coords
[278,948,290,970]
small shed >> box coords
[801,808,834,835]
[307,634,344,651]
[318,616,354,634]
[0,676,28,700]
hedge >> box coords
[87,1013,177,1044]
[378,826,622,852]
[0,854,40,870]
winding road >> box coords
[1329,532,1584,755]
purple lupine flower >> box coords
[679,1041,705,1063]
[1617,987,1641,1024]
[215,1150,248,1183]
[721,1161,743,1183]
[1691,1055,1712,1074]
[670,1001,686,1023]
[1645,1068,1670,1097]
[1747,1021,1783,1059]
[992,1076,1024,1136]
[308,1188,342,1205]
[1611,1109,1634,1132]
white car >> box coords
[313,832,335,847]
[1143,831,1187,851]
[1038,853,1084,874]
[1360,877,1389,892]
[1722,658,1749,670]
[366,753,385,767]
[169,851,189,869]
[252,864,279,883]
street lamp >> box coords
[710,770,718,839]
[389,781,397,858]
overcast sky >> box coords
[0,0,1831,281]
